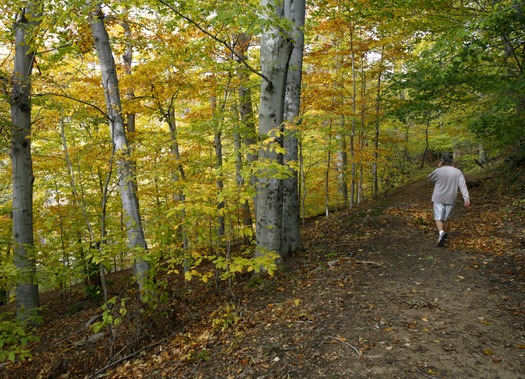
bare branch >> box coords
[156,0,270,83]
[36,92,110,120]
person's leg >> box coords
[442,205,453,235]
[442,220,450,233]
[433,203,447,246]
[433,204,446,233]
[437,205,454,246]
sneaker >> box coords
[438,232,448,247]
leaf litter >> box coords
[1,166,524,378]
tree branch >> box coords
[36,92,110,120]
[156,0,270,83]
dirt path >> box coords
[182,179,525,379]
[2,178,524,379]
[289,181,525,378]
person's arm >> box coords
[459,173,470,208]
[428,168,438,182]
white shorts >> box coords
[433,203,454,221]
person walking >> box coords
[429,152,470,247]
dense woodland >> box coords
[0,0,524,366]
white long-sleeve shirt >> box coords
[429,165,470,204]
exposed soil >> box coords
[2,165,524,379]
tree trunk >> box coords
[373,47,384,196]
[11,4,40,324]
[256,0,292,258]
[122,19,136,139]
[420,120,430,169]
[166,109,189,250]
[234,33,255,243]
[349,29,357,208]
[211,96,226,241]
[358,65,366,204]
[89,6,150,297]
[336,118,348,207]
[325,122,332,217]
[282,0,305,257]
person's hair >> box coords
[442,152,454,164]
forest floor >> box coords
[1,162,525,379]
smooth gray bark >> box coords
[89,7,150,296]
[256,0,293,258]
[282,0,305,257]
[11,4,40,324]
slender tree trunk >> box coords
[337,116,348,207]
[211,96,226,241]
[166,108,190,264]
[122,18,138,194]
[479,144,487,164]
[122,20,135,137]
[256,0,292,258]
[420,120,430,169]
[373,48,384,197]
[325,122,332,217]
[358,65,366,204]
[60,117,109,303]
[234,33,256,243]
[89,6,151,297]
[402,123,411,183]
[11,4,40,324]
[299,138,307,225]
[282,0,305,257]
[349,29,357,208]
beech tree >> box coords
[255,0,292,259]
[282,0,305,256]
[234,33,256,244]
[10,2,41,324]
[88,4,151,296]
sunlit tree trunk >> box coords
[11,3,40,324]
[256,0,292,258]
[282,0,305,257]
[89,6,151,297]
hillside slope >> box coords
[2,164,524,378]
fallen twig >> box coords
[416,368,441,379]
[89,331,178,378]
[354,260,384,267]
[330,336,362,358]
